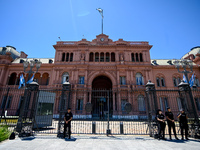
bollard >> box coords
[120,122,123,134]
[92,121,96,134]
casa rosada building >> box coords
[0,34,200,119]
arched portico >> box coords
[91,75,113,119]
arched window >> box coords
[8,73,17,85]
[177,77,181,85]
[34,73,41,84]
[106,52,110,62]
[161,78,165,87]
[62,53,65,61]
[136,73,144,85]
[173,77,177,87]
[100,52,104,62]
[95,52,99,62]
[70,53,73,62]
[66,53,69,61]
[139,53,143,62]
[62,72,69,83]
[136,53,139,62]
[111,52,115,62]
[138,95,146,111]
[156,77,160,87]
[41,73,49,85]
[131,53,135,62]
[89,52,94,62]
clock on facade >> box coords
[100,38,104,41]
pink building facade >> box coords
[0,34,200,119]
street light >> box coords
[23,59,42,82]
[173,59,193,83]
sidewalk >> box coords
[0,134,200,150]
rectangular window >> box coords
[159,97,163,111]
[159,97,168,111]
[138,97,146,111]
[79,76,85,84]
[177,97,182,111]
[136,77,143,85]
[120,76,126,85]
[37,103,54,115]
[76,99,83,110]
[164,97,168,110]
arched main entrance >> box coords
[92,76,113,119]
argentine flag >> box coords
[189,73,195,87]
[18,74,25,89]
[26,74,34,84]
[183,74,187,83]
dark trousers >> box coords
[158,122,166,139]
[64,123,71,138]
[167,122,177,138]
[180,123,188,139]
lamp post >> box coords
[173,59,193,83]
[173,59,199,137]
[23,59,42,82]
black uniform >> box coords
[157,113,166,139]
[165,111,178,139]
[64,112,73,138]
[179,112,188,140]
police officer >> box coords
[156,109,166,140]
[177,109,189,140]
[165,107,179,140]
[64,108,73,139]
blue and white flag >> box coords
[96,8,103,18]
[183,74,187,83]
[18,74,25,89]
[26,74,34,84]
[189,73,195,87]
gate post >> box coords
[145,80,157,137]
[178,80,199,138]
[57,81,71,138]
[16,81,39,137]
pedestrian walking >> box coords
[177,109,189,140]
[64,108,73,139]
[156,109,166,140]
[165,107,179,140]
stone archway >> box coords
[92,76,112,90]
[91,76,113,119]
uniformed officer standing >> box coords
[64,108,73,139]
[156,109,166,140]
[177,109,189,140]
[165,107,179,140]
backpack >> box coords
[9,132,15,140]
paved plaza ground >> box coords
[0,134,200,150]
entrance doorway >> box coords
[92,76,113,119]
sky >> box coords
[0,0,200,59]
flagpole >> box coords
[102,11,103,34]
[97,8,104,34]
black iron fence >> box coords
[0,81,200,137]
